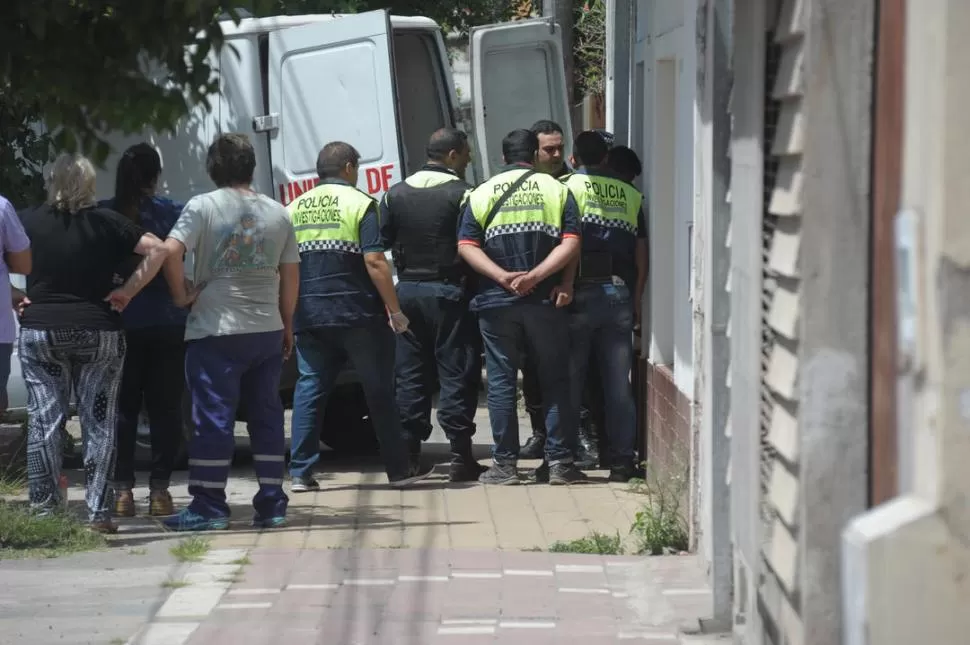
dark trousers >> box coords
[568,282,638,464]
[114,326,185,490]
[184,331,287,520]
[521,351,544,433]
[522,346,606,451]
[394,281,482,453]
[478,304,575,464]
[289,325,410,481]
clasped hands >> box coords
[496,271,572,308]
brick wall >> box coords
[644,363,691,475]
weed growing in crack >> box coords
[627,461,689,555]
[169,536,211,563]
[549,532,624,555]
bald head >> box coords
[426,128,471,176]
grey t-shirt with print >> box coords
[168,187,300,341]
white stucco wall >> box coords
[631,0,698,398]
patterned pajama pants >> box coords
[20,328,125,522]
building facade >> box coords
[605,0,970,642]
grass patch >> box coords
[549,531,623,556]
[628,464,690,555]
[128,548,147,556]
[161,578,190,589]
[0,472,25,496]
[537,461,690,558]
[169,536,211,563]
[231,555,251,566]
[0,426,27,497]
[0,500,105,559]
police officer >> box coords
[607,145,643,186]
[457,129,587,486]
[518,119,570,461]
[287,141,433,491]
[562,131,648,482]
[521,121,609,468]
[379,128,487,482]
[531,119,571,179]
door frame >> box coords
[869,0,906,506]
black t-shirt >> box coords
[20,205,145,331]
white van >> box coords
[14,10,574,460]
[94,10,574,204]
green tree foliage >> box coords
[573,0,606,98]
[0,90,51,208]
[0,2,275,164]
[0,1,541,206]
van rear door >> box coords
[266,10,403,205]
[468,18,573,179]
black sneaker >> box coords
[291,475,320,493]
[533,461,550,483]
[389,463,434,489]
[609,463,637,483]
[519,435,545,460]
[449,457,488,483]
[479,464,520,485]
[549,463,590,486]
[575,443,600,470]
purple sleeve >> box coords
[0,199,30,253]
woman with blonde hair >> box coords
[19,152,170,532]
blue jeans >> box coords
[184,331,287,519]
[478,304,575,464]
[568,282,637,464]
[394,281,481,452]
[289,325,410,480]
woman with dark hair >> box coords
[101,143,188,518]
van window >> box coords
[279,41,386,175]
[393,32,449,175]
[480,46,555,175]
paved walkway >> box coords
[128,546,711,645]
[0,541,185,645]
[112,446,646,553]
[2,407,714,644]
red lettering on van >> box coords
[278,178,320,206]
[365,163,394,195]
[278,163,394,205]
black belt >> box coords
[397,272,464,285]
[577,252,613,282]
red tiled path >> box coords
[170,547,711,645]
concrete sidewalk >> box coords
[109,445,646,554]
[0,540,188,645]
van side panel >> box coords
[219,36,273,196]
[267,11,403,204]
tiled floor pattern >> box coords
[128,547,711,645]
[109,454,647,554]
